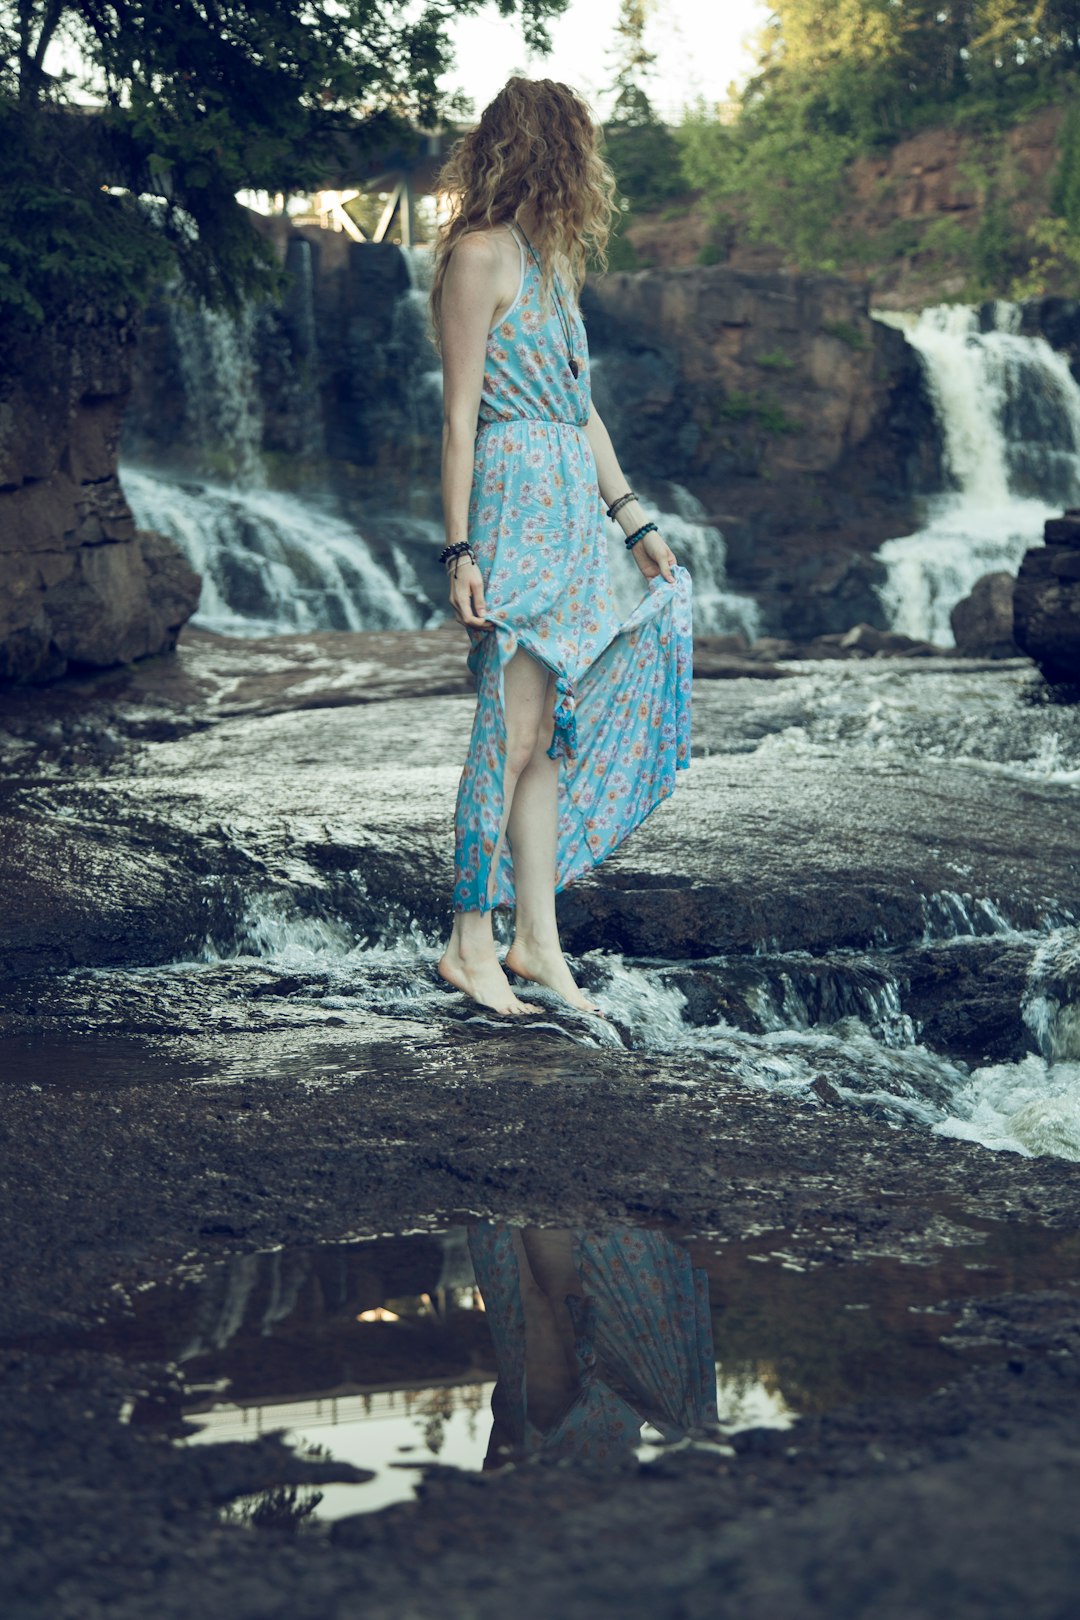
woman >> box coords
[430,76,693,1019]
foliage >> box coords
[0,1,568,329]
[678,93,861,273]
[601,1,683,224]
[756,347,796,368]
[680,1,1080,296]
[603,91,685,212]
[820,319,869,350]
[717,387,801,435]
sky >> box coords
[44,0,771,124]
[445,0,772,123]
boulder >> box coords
[836,622,943,657]
[0,304,201,683]
[950,571,1018,657]
[1013,510,1080,684]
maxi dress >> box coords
[452,224,694,914]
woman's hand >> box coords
[449,559,492,629]
[631,528,678,583]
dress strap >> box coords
[506,223,528,300]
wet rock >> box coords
[733,627,946,662]
[657,940,1037,1066]
[892,940,1036,1065]
[2,633,1078,978]
[0,791,245,978]
[692,636,789,679]
[558,754,1079,958]
[950,571,1018,658]
[836,623,943,657]
[1013,509,1080,685]
[0,304,200,683]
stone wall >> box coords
[0,304,200,683]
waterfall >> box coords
[125,241,760,640]
[123,250,434,635]
[873,302,1080,644]
[604,485,761,640]
[122,467,425,634]
[168,297,267,488]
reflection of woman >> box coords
[430,77,693,1018]
[468,1224,718,1467]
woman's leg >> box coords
[438,646,551,1015]
[504,707,602,1015]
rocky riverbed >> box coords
[2,627,1080,1619]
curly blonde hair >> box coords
[429,76,617,349]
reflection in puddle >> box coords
[73,1217,1080,1526]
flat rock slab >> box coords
[3,702,1077,972]
[559,752,1080,955]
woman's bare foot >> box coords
[438,943,541,1017]
[503,937,604,1016]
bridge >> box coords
[247,127,458,247]
[67,102,459,248]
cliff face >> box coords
[628,103,1069,313]
[583,266,941,636]
[124,222,443,519]
[0,305,200,683]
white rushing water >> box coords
[874,302,1080,643]
[122,466,424,635]
[605,484,761,640]
[177,888,1080,1164]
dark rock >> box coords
[1014,512,1080,684]
[0,790,244,978]
[836,623,944,658]
[893,940,1038,1065]
[0,306,200,683]
[583,264,943,639]
[692,636,789,679]
[950,572,1018,658]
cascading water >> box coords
[874,302,1080,643]
[122,467,425,635]
[122,254,429,634]
[168,296,266,489]
[601,482,760,640]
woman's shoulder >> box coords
[445,226,519,303]
[450,223,516,261]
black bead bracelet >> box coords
[438,541,476,569]
[624,521,657,550]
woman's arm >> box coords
[583,401,677,584]
[439,232,505,628]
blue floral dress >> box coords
[452,224,694,913]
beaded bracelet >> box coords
[606,490,637,521]
[624,520,657,550]
[438,541,476,570]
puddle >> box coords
[26,1216,1080,1527]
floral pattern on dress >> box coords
[468,1222,719,1464]
[452,224,694,913]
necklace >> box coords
[514,222,581,379]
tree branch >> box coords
[31,0,68,70]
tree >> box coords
[0,1,568,329]
[679,0,1080,287]
[602,0,683,215]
